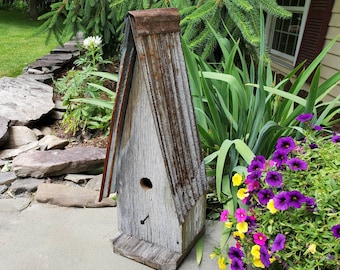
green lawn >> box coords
[0,10,59,78]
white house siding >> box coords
[321,0,340,101]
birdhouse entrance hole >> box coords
[140,177,153,190]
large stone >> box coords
[38,134,69,150]
[12,146,106,178]
[35,183,116,208]
[0,116,9,147]
[64,173,93,184]
[0,171,17,185]
[0,141,40,160]
[0,77,55,125]
[0,198,31,212]
[10,178,45,194]
[85,174,103,191]
[5,126,37,149]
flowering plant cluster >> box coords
[212,114,340,269]
[75,35,110,68]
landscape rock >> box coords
[0,116,9,147]
[54,100,66,111]
[12,146,106,178]
[32,128,44,139]
[38,134,69,150]
[0,185,8,194]
[35,183,116,208]
[40,126,52,136]
[5,126,37,149]
[0,197,31,212]
[0,171,17,185]
[0,141,40,160]
[10,178,45,194]
[64,173,93,184]
[0,77,55,125]
[85,174,103,191]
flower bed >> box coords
[212,114,340,269]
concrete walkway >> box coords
[0,199,222,270]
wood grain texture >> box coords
[100,8,208,268]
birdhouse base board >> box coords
[112,230,203,270]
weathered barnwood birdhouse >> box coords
[100,8,207,269]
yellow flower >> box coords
[232,173,243,186]
[253,257,265,268]
[236,221,248,233]
[233,231,245,240]
[225,221,233,228]
[210,253,216,259]
[237,188,249,200]
[267,199,278,214]
[218,257,226,270]
[251,245,261,258]
[270,257,276,263]
[306,243,317,254]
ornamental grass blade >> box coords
[304,66,320,115]
[196,235,204,265]
[87,83,116,96]
[71,98,114,110]
[316,71,340,103]
[182,38,208,129]
[89,71,118,82]
[216,140,234,201]
[200,74,224,144]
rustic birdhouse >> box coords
[100,8,207,269]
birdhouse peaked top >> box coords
[100,8,207,224]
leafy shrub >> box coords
[54,36,116,135]
[183,15,340,219]
[37,0,290,60]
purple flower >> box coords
[304,196,317,210]
[276,137,296,153]
[235,208,248,222]
[313,125,322,131]
[309,143,319,149]
[228,246,244,260]
[272,150,288,167]
[230,258,245,270]
[271,234,286,252]
[246,171,262,183]
[273,191,290,211]
[331,134,340,143]
[287,190,305,209]
[296,113,313,122]
[246,216,257,232]
[265,171,283,187]
[287,158,308,171]
[331,224,340,238]
[258,188,274,205]
[253,155,266,165]
[260,246,271,267]
[247,160,264,173]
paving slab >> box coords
[0,200,222,270]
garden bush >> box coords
[54,35,116,135]
[212,115,340,269]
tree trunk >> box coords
[29,0,38,20]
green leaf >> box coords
[196,235,204,265]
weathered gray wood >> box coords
[100,8,207,269]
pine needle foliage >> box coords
[36,0,290,59]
